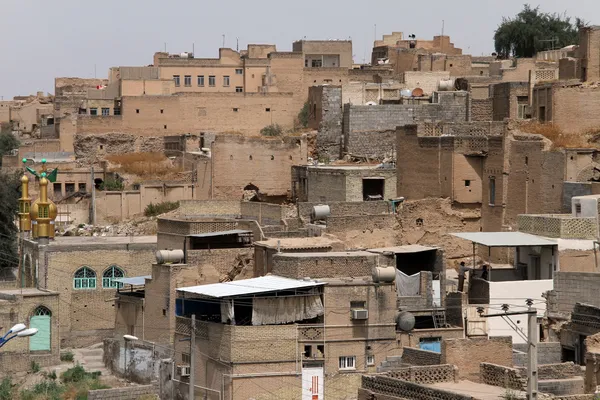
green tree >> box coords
[494,4,584,58]
[0,171,20,272]
[0,132,19,167]
[297,101,310,128]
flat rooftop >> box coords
[273,251,374,258]
[49,236,157,245]
[307,165,394,171]
[255,237,338,250]
[426,381,525,400]
[0,288,59,297]
[368,245,437,254]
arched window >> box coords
[33,306,52,316]
[73,267,96,290]
[103,266,125,289]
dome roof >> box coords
[29,198,40,220]
[49,200,57,220]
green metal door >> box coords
[30,308,51,351]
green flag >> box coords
[46,168,58,183]
[26,166,39,178]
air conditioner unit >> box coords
[351,309,369,320]
[177,365,191,377]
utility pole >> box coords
[190,314,196,400]
[478,300,538,399]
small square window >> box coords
[164,125,167,129]
[89,108,98,116]
[114,107,121,115]
[464,180,471,187]
[173,75,180,86]
[367,355,375,366]
[265,108,271,112]
[182,353,191,364]
[53,183,62,194]
[184,75,191,87]
[65,183,76,193]
[78,183,87,192]
[136,109,140,114]
[197,75,205,86]
[160,109,164,114]
[235,68,243,75]
[101,108,110,116]
[209,76,216,87]
[233,108,239,112]
[223,76,230,87]
[235,87,243,93]
[339,356,356,370]
[162,309,167,316]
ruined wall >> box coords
[211,134,307,199]
[73,132,163,161]
[492,82,529,121]
[326,214,400,249]
[579,26,600,82]
[343,92,468,159]
[309,86,343,159]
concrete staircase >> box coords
[73,343,109,376]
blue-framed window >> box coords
[102,266,124,289]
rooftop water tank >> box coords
[155,249,184,264]
[396,311,416,332]
[438,79,455,91]
[400,89,412,97]
[372,266,395,283]
[312,205,331,220]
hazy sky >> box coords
[0,0,595,99]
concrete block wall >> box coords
[343,92,469,159]
[551,272,600,317]
[442,336,513,382]
[538,378,585,396]
[513,342,561,366]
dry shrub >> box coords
[518,122,592,149]
[105,152,182,178]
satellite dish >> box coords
[396,311,416,332]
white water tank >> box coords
[312,205,331,220]
[372,266,396,283]
[438,79,455,91]
[396,311,416,332]
[400,89,412,97]
[155,249,184,264]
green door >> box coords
[30,307,51,351]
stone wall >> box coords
[400,347,442,366]
[539,378,585,396]
[175,200,241,218]
[87,385,158,400]
[343,91,469,159]
[441,336,513,382]
[272,251,377,279]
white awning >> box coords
[450,232,557,247]
[177,275,325,298]
[115,276,151,286]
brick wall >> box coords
[39,244,156,347]
[492,82,528,121]
[343,92,469,159]
[87,384,158,400]
[272,251,377,279]
[538,84,600,134]
[471,98,493,121]
[441,336,513,382]
[400,347,442,366]
[480,363,526,390]
[175,200,241,217]
[538,378,585,396]
[212,134,307,199]
[76,92,299,137]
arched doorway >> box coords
[243,183,260,202]
[30,306,52,351]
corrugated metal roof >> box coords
[115,276,151,286]
[188,230,252,238]
[177,275,325,298]
[450,232,557,247]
